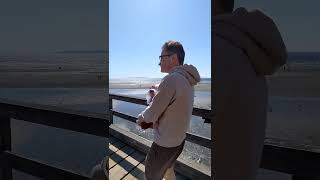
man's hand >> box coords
[150,84,159,90]
[136,114,153,129]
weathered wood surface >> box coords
[260,144,320,176]
[0,98,109,137]
[0,115,12,180]
[109,136,190,180]
[0,99,109,179]
[0,151,90,180]
[109,125,211,180]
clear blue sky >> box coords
[109,0,211,79]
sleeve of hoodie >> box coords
[139,75,176,123]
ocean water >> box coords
[287,52,320,64]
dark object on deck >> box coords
[141,122,153,129]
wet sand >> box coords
[265,65,320,152]
[0,53,108,88]
[267,70,320,97]
[110,80,211,92]
[0,54,108,178]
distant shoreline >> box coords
[109,83,211,92]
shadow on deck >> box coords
[109,136,188,180]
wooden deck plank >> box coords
[108,135,192,180]
[110,126,211,179]
[122,162,190,180]
[110,150,145,179]
[109,141,126,156]
[109,145,136,169]
[122,162,145,180]
[135,171,146,180]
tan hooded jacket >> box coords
[213,8,287,180]
[139,64,200,147]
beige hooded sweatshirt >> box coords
[213,8,287,180]
[139,64,200,147]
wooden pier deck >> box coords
[109,136,145,180]
[109,135,191,180]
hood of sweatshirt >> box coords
[214,7,288,75]
[170,64,201,86]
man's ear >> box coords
[172,54,179,65]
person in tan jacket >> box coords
[213,0,287,180]
[137,40,200,180]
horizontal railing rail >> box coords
[109,93,213,122]
[109,94,213,149]
[0,98,109,180]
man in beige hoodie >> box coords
[213,0,287,180]
[136,40,200,180]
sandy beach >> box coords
[109,79,211,92]
[267,68,320,97]
[0,53,108,88]
[265,65,320,153]
[0,53,108,178]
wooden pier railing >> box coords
[109,93,320,180]
[109,93,212,179]
[2,93,319,180]
[0,98,109,180]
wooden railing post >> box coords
[0,114,12,180]
[109,97,113,124]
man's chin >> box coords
[160,69,168,73]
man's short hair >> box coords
[218,0,235,13]
[162,40,185,65]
